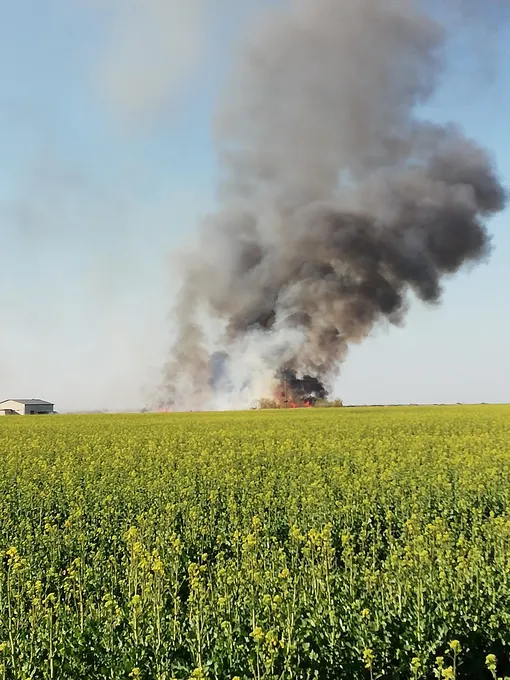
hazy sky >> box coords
[1,1,509,411]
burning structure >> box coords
[207,353,327,408]
[156,0,507,412]
[275,371,328,408]
[206,352,327,409]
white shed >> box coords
[0,399,55,416]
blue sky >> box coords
[0,1,508,411]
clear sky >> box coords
[0,0,508,411]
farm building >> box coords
[0,399,55,416]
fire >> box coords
[272,369,328,408]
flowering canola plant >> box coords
[0,405,509,679]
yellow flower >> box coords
[485,654,497,673]
[449,640,461,655]
[251,626,264,643]
[152,557,164,575]
[363,648,374,670]
[410,657,421,672]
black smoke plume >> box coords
[278,370,328,406]
[159,0,507,410]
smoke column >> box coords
[158,0,507,411]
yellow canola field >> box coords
[0,405,509,679]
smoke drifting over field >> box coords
[159,0,507,411]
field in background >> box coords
[1,406,509,679]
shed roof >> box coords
[0,399,54,406]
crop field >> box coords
[0,406,509,679]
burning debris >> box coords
[275,370,328,408]
[208,355,328,408]
[157,0,507,412]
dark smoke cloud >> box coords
[158,0,507,410]
[278,370,328,405]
